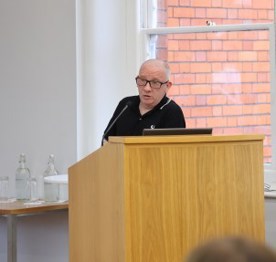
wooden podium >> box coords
[68,135,265,262]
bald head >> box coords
[139,59,171,81]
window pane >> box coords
[147,0,274,27]
[149,31,271,163]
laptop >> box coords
[142,127,213,136]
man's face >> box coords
[137,63,171,110]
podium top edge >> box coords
[108,134,265,144]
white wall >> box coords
[0,0,77,194]
[265,198,276,250]
[0,0,76,261]
[0,0,139,183]
[76,0,139,158]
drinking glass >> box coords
[0,176,9,203]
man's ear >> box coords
[166,81,172,89]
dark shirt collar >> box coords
[132,95,169,109]
[130,95,169,117]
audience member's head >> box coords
[185,236,276,262]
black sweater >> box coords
[103,95,186,142]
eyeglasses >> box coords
[135,76,169,89]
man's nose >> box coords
[144,81,151,90]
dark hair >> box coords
[185,236,276,262]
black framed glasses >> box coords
[135,76,169,89]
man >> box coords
[102,59,186,144]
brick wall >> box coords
[153,0,274,162]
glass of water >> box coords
[0,176,10,203]
[30,177,39,201]
[24,176,44,205]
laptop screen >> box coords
[142,128,213,136]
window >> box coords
[140,0,276,169]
